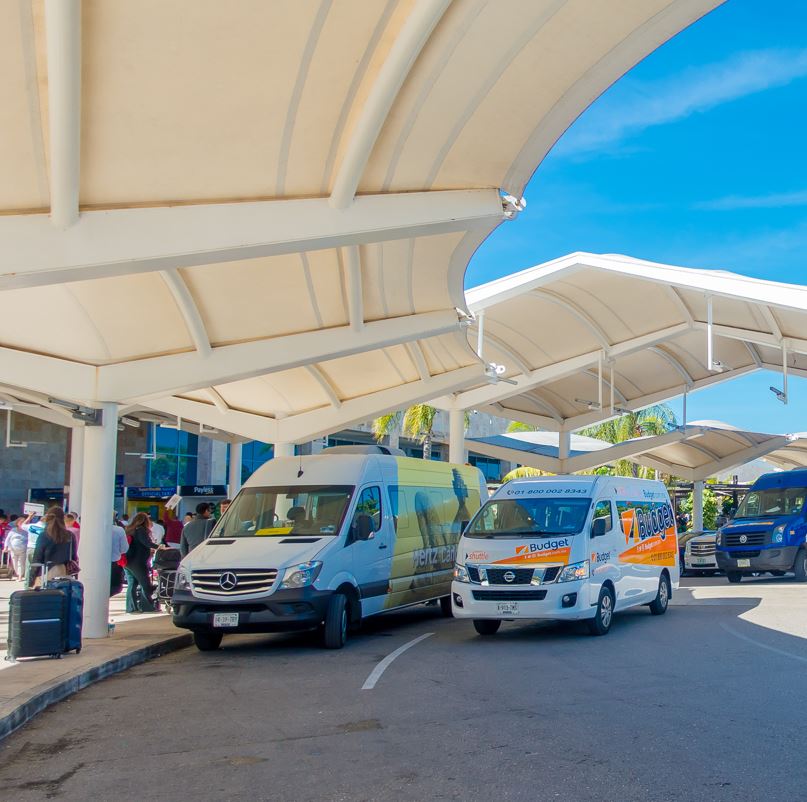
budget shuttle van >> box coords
[452,475,679,636]
[172,446,486,650]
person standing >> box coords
[110,515,128,596]
[148,515,165,546]
[3,515,28,581]
[163,509,183,547]
[124,512,156,613]
[28,507,78,586]
[180,503,215,557]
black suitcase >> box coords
[7,589,68,660]
[48,577,84,654]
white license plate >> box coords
[212,613,239,628]
[736,559,751,568]
[496,602,519,615]
[692,557,711,565]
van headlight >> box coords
[174,566,191,592]
[715,531,722,546]
[280,561,323,589]
[558,560,590,583]
[454,563,470,583]
[772,524,785,544]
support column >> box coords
[448,408,466,464]
[558,430,571,471]
[79,403,117,639]
[273,442,295,458]
[68,426,84,513]
[692,480,704,532]
[228,440,242,497]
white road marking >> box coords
[361,632,434,690]
[720,622,807,665]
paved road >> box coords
[3,575,807,801]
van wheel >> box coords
[322,593,348,649]
[649,574,671,616]
[193,630,223,651]
[726,572,742,584]
[439,596,453,618]
[473,619,501,636]
[587,586,614,636]
[793,549,807,582]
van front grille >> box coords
[471,590,547,601]
[724,532,766,547]
[691,542,716,556]
[485,568,534,585]
[191,569,277,596]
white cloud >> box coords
[555,49,807,158]
[695,190,807,211]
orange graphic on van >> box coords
[615,501,677,567]
[493,538,571,566]
[620,509,636,543]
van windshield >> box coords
[466,497,592,538]
[211,485,354,538]
[734,487,806,519]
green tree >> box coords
[680,486,719,531]
[373,406,471,460]
[578,404,677,478]
[506,421,536,433]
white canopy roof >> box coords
[0,1,722,441]
[433,252,807,432]
[468,422,807,480]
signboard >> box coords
[126,486,176,500]
[23,502,45,516]
[178,485,228,497]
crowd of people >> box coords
[0,499,231,614]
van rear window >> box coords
[211,485,354,538]
[467,497,591,538]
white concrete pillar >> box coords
[273,442,295,458]
[558,431,571,466]
[692,480,704,532]
[228,440,242,497]
[79,403,117,639]
[448,408,466,464]
[68,426,84,514]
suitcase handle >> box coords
[30,562,55,589]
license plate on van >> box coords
[213,613,239,628]
[497,602,519,615]
[736,559,751,568]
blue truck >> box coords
[716,469,807,583]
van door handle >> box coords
[378,544,388,550]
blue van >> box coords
[716,469,807,583]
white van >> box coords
[172,446,486,650]
[452,475,679,636]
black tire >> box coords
[322,592,349,649]
[439,596,453,618]
[193,630,223,651]
[770,571,786,577]
[473,619,501,636]
[649,573,671,616]
[794,549,807,582]
[726,571,742,584]
[586,586,615,636]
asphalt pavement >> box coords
[2,575,807,801]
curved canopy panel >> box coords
[0,0,721,421]
[434,253,807,431]
[468,422,807,480]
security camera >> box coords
[574,397,601,411]
[770,386,787,403]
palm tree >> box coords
[579,404,677,478]
[372,405,471,460]
[506,420,536,433]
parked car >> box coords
[684,530,719,575]
[678,529,710,576]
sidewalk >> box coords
[0,578,191,740]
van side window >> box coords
[352,486,382,534]
[592,500,613,531]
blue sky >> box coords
[468,0,807,433]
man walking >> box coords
[180,503,215,557]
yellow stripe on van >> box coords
[255,527,294,536]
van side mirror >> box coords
[591,517,607,538]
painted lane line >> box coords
[720,622,807,665]
[361,632,434,690]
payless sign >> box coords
[178,485,227,497]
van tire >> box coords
[193,630,223,651]
[473,619,501,636]
[322,593,349,649]
[649,573,671,616]
[586,586,614,636]
[793,549,807,582]
[439,596,453,618]
[726,572,742,584]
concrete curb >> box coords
[0,632,192,742]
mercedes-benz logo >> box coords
[219,571,238,591]
[739,534,748,544]
[503,571,516,583]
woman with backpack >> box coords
[28,506,78,586]
[124,512,156,613]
